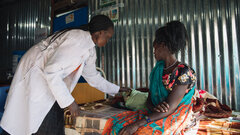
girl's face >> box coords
[153,40,168,61]
[94,27,114,47]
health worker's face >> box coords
[94,27,114,47]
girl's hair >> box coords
[155,21,188,54]
[49,14,114,44]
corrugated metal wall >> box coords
[0,0,51,70]
[89,0,240,110]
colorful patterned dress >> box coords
[103,61,197,135]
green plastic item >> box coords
[122,89,149,111]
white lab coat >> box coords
[0,30,119,135]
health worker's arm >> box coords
[82,48,120,96]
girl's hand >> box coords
[154,101,169,113]
[119,123,139,135]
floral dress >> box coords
[162,63,197,93]
[103,63,198,135]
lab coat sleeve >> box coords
[44,36,85,108]
[44,67,74,108]
[82,48,120,96]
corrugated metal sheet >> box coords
[0,0,51,70]
[89,0,240,110]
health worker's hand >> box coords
[119,87,132,92]
[68,101,81,117]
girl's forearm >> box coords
[135,106,176,127]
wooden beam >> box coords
[54,0,88,11]
[54,0,71,11]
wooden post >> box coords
[50,0,55,34]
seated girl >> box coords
[102,21,197,135]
